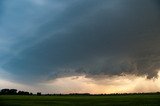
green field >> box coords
[0,94,160,106]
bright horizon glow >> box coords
[1,71,160,94]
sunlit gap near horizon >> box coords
[1,71,160,94]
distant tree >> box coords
[9,89,17,95]
[30,92,33,95]
[18,91,23,95]
[1,89,10,95]
[18,91,30,95]
[24,92,30,95]
[37,92,41,96]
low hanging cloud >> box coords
[1,0,160,83]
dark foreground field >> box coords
[0,94,160,106]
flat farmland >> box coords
[0,94,160,106]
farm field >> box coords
[0,94,160,106]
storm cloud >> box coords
[1,0,160,83]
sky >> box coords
[0,0,160,94]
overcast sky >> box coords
[0,0,160,93]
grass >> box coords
[0,94,160,106]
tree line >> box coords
[0,88,160,96]
[0,89,34,95]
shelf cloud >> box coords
[0,0,160,84]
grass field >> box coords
[0,94,160,106]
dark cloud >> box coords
[2,0,160,82]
